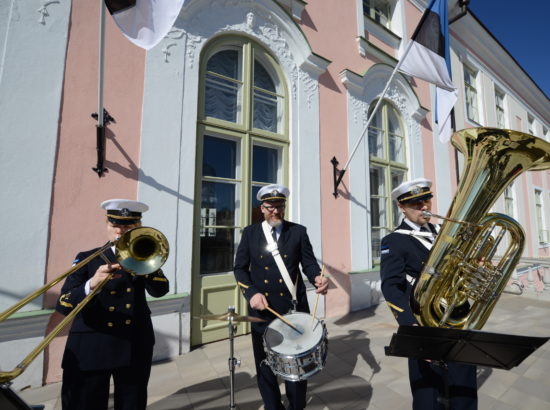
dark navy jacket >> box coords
[234,221,321,332]
[380,220,437,326]
[55,245,169,371]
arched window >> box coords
[196,36,289,275]
[368,100,407,260]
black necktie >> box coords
[271,227,277,243]
[420,226,432,243]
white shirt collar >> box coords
[404,218,432,232]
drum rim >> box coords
[263,312,326,353]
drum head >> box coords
[264,312,324,355]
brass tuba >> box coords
[411,128,550,329]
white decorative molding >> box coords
[340,69,366,96]
[162,43,177,63]
[37,0,59,25]
[185,32,202,69]
[165,28,185,40]
[178,0,327,103]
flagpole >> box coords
[93,0,108,177]
[342,39,414,172]
[98,0,105,129]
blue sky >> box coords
[467,1,550,99]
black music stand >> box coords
[385,326,549,409]
[0,383,44,410]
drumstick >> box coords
[265,306,303,335]
[311,265,326,328]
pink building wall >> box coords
[44,1,146,383]
[301,1,434,315]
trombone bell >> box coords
[116,227,169,275]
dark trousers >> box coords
[409,358,478,410]
[61,345,153,410]
[251,329,307,410]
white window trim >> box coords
[355,0,403,55]
[340,65,427,270]
[463,63,482,125]
[534,188,548,246]
[494,87,507,129]
[137,0,328,284]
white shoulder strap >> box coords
[262,221,297,301]
[393,229,433,250]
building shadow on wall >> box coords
[104,129,193,204]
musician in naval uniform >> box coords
[380,178,478,410]
[56,199,169,410]
[234,184,328,410]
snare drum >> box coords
[263,312,328,382]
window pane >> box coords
[389,134,404,162]
[253,145,278,183]
[371,228,381,259]
[369,166,385,196]
[391,170,404,227]
[253,89,279,132]
[368,127,384,158]
[364,0,391,28]
[368,104,384,158]
[205,74,240,122]
[387,106,402,135]
[254,61,275,92]
[370,197,386,228]
[200,228,235,274]
[250,185,264,224]
[203,136,236,179]
[201,181,236,226]
[464,67,478,122]
[207,50,239,79]
[370,166,387,229]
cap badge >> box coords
[411,186,422,195]
[120,208,130,217]
[271,190,279,196]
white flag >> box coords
[105,0,186,50]
[398,0,457,143]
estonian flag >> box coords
[105,0,186,50]
[398,0,457,143]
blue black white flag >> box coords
[398,0,457,143]
[105,0,186,50]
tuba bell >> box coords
[411,128,550,330]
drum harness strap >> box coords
[262,221,298,312]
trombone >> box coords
[0,226,169,383]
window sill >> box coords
[356,36,398,66]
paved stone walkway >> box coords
[19,292,550,409]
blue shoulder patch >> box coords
[380,245,390,255]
